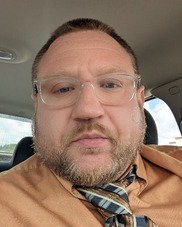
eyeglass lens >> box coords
[35,74,139,107]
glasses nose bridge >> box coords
[78,79,99,102]
[80,80,96,91]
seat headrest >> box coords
[144,108,158,145]
[11,136,35,167]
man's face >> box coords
[32,30,145,186]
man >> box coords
[0,18,182,226]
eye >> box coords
[100,79,123,89]
[52,84,75,95]
[58,86,74,93]
[47,81,76,95]
[103,82,119,88]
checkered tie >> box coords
[75,166,157,227]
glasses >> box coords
[33,73,141,108]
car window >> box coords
[0,114,32,162]
[144,98,182,145]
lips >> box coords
[72,133,108,147]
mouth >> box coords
[72,132,109,148]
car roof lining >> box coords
[0,1,182,120]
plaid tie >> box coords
[75,166,157,227]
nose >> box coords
[71,83,104,121]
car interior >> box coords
[0,1,182,172]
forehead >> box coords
[38,30,134,77]
[50,30,126,53]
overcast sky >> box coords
[144,98,181,144]
[0,116,32,147]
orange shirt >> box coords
[0,145,182,227]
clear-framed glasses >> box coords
[33,73,141,108]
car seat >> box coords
[11,136,35,167]
[144,109,158,145]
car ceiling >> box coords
[0,0,182,119]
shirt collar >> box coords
[51,169,85,199]
[134,148,148,194]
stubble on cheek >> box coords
[32,106,146,186]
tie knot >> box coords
[74,165,158,226]
[75,166,137,215]
[75,183,132,215]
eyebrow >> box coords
[38,66,130,80]
[37,71,73,80]
[96,66,129,76]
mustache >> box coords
[74,122,112,136]
[60,122,117,148]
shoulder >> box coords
[0,155,58,207]
[0,155,45,189]
[0,154,42,176]
[141,145,182,177]
[148,145,182,161]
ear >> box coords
[137,85,145,108]
[31,94,38,112]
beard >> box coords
[32,109,146,187]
